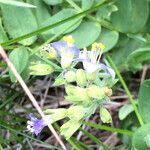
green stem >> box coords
[107,55,144,126]
[0,144,3,150]
[80,128,112,150]
[84,122,134,136]
[65,0,115,30]
[54,123,81,150]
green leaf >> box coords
[71,21,101,48]
[1,1,38,45]
[96,3,118,20]
[110,0,149,33]
[42,8,82,36]
[138,80,150,123]
[119,104,134,120]
[0,0,36,8]
[111,38,145,71]
[43,0,62,5]
[0,18,8,43]
[27,0,51,27]
[82,0,94,10]
[127,47,150,71]
[9,47,29,82]
[132,124,150,150]
[96,28,119,52]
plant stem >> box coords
[80,128,112,150]
[107,55,144,126]
[0,45,67,150]
[84,122,134,136]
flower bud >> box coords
[87,85,106,99]
[30,63,54,76]
[65,85,91,104]
[67,105,85,121]
[44,108,67,123]
[65,71,76,82]
[86,72,97,81]
[76,69,87,86]
[60,120,81,139]
[100,107,112,123]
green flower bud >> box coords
[76,69,87,86]
[86,71,97,81]
[29,63,54,76]
[100,107,112,123]
[65,71,76,82]
[44,108,67,123]
[65,85,76,95]
[65,85,91,104]
[87,85,105,99]
[67,105,85,121]
[87,85,112,99]
[60,120,81,139]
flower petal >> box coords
[83,61,100,73]
[99,63,115,79]
[51,41,80,59]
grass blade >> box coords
[80,128,112,150]
[84,122,134,136]
[1,2,107,47]
[0,123,62,150]
[0,0,36,8]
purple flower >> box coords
[50,36,80,68]
[76,43,115,79]
[27,113,47,135]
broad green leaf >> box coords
[27,0,51,27]
[9,47,29,82]
[96,28,119,52]
[0,0,36,8]
[0,18,8,43]
[111,38,145,71]
[110,0,149,33]
[119,104,134,120]
[43,0,62,5]
[1,1,38,45]
[42,8,82,36]
[96,4,118,20]
[127,47,150,71]
[71,21,101,48]
[82,0,94,10]
[132,124,150,150]
[138,80,150,123]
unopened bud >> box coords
[100,107,112,123]
[65,71,76,82]
[76,69,87,86]
[87,85,106,99]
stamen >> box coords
[97,48,102,64]
[63,35,74,44]
[98,43,105,50]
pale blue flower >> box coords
[27,113,47,135]
[76,44,115,79]
[50,36,80,68]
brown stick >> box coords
[0,45,66,150]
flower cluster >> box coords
[27,35,117,139]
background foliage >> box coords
[0,0,150,149]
